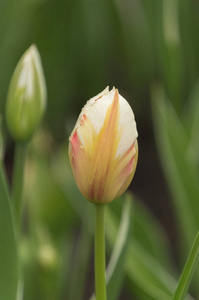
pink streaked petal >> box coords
[70,130,81,155]
[106,140,138,200]
[69,131,90,198]
[80,113,87,125]
[115,141,138,198]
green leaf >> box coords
[0,162,18,300]
[172,232,199,300]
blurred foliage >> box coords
[1,0,199,299]
[0,137,18,300]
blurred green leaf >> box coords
[126,241,175,300]
[184,80,199,165]
[114,0,153,101]
[178,0,199,91]
[151,85,199,248]
[172,232,199,300]
[133,198,174,273]
[22,232,61,300]
[161,0,184,112]
[24,142,78,238]
[0,160,18,299]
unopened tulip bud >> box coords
[68,87,138,204]
[6,44,47,142]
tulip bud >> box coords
[68,87,138,204]
[5,45,47,142]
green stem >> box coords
[95,204,107,300]
[12,142,27,233]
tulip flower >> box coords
[68,86,138,204]
[68,87,138,300]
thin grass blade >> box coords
[172,232,199,300]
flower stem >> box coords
[12,142,27,234]
[95,204,107,300]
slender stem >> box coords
[11,143,27,300]
[95,204,107,300]
[12,142,27,233]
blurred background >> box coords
[1,0,199,299]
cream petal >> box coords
[116,94,138,158]
[70,87,138,155]
[71,87,118,146]
[70,87,109,138]
[85,89,115,135]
